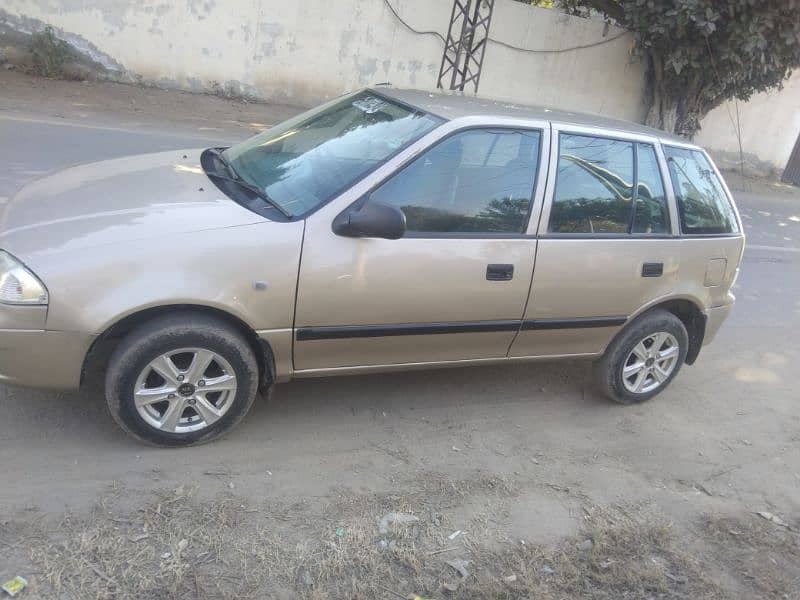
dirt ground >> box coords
[1,71,799,599]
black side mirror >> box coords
[333,199,406,240]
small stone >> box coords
[378,512,419,534]
[442,581,459,592]
[542,565,555,574]
[295,566,313,586]
[577,539,594,551]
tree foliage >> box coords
[524,0,800,137]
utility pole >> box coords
[437,0,495,93]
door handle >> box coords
[642,262,663,277]
[486,264,514,281]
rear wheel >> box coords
[594,309,688,405]
[105,314,260,446]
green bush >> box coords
[29,25,71,77]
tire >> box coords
[105,313,260,447]
[593,309,688,405]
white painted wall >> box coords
[696,71,800,176]
[2,0,646,120]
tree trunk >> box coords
[643,51,713,139]
[643,51,679,134]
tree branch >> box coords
[573,0,625,23]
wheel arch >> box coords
[624,295,707,365]
[82,304,276,389]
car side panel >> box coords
[38,220,305,338]
[675,236,744,310]
[510,238,682,357]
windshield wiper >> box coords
[207,147,237,178]
[206,148,293,218]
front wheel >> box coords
[594,309,688,405]
[105,314,261,446]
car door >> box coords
[293,123,549,371]
[510,126,683,358]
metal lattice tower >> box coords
[437,0,495,93]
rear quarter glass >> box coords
[663,146,740,235]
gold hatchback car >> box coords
[0,89,743,446]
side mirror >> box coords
[333,199,406,240]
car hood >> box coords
[0,149,264,260]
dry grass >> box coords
[703,513,800,599]
[2,474,727,599]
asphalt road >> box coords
[0,105,798,554]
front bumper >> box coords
[0,329,95,390]
[703,302,733,346]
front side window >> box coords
[370,128,541,234]
[664,146,739,234]
[223,92,442,216]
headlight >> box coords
[0,250,49,305]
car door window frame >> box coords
[332,122,551,239]
[537,124,679,238]
[661,141,743,238]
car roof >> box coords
[371,86,689,146]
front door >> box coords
[294,126,546,371]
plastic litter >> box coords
[1,577,27,597]
[757,511,790,528]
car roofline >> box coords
[369,86,692,147]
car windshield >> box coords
[223,91,443,216]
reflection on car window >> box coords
[632,143,669,234]
[549,135,673,235]
[223,92,442,216]
[664,146,738,234]
[370,129,541,234]
[549,134,634,233]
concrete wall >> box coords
[1,0,646,120]
[696,71,800,177]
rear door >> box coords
[510,125,682,358]
[293,122,549,371]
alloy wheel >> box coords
[621,332,680,394]
[133,347,237,433]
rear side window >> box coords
[549,134,670,234]
[664,146,739,234]
[550,134,633,233]
[633,144,669,234]
[370,128,541,234]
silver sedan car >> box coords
[0,88,743,446]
